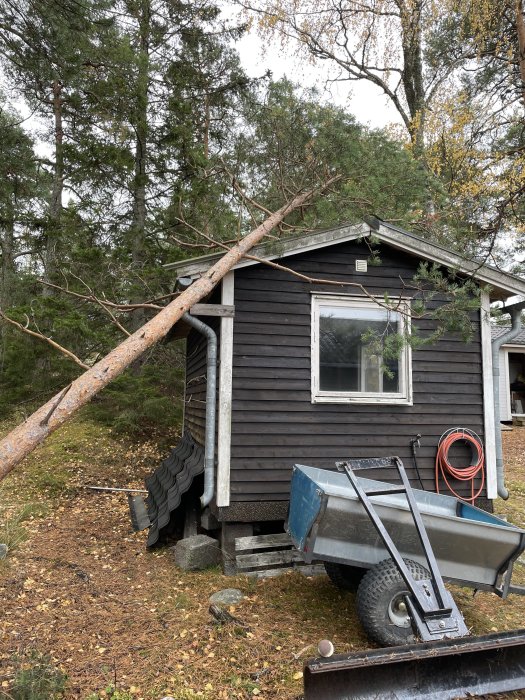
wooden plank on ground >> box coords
[235,533,292,551]
[245,563,326,579]
[236,549,304,570]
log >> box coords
[209,604,250,629]
[0,180,337,481]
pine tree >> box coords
[0,0,116,289]
[0,106,41,311]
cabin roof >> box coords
[164,217,525,300]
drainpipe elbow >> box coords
[498,483,509,500]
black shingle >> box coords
[145,432,204,547]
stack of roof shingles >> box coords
[145,432,204,547]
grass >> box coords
[0,503,49,556]
[2,650,67,700]
[0,415,524,698]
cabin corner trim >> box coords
[481,291,497,498]
[217,272,234,507]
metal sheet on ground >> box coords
[303,629,525,700]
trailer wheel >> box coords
[356,558,430,647]
[324,562,366,592]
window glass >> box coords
[319,304,400,393]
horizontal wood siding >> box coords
[184,328,207,445]
[183,316,220,446]
[230,240,485,504]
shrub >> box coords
[7,651,67,700]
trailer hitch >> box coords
[336,456,469,642]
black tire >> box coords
[356,557,430,647]
[324,561,366,592]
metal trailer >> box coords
[287,457,525,699]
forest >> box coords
[0,3,525,699]
[0,0,524,430]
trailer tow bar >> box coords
[336,456,469,642]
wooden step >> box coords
[234,532,325,579]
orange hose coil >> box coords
[435,429,485,503]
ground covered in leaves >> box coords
[0,415,524,699]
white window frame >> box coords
[311,294,413,405]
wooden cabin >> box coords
[144,219,525,569]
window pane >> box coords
[319,304,400,393]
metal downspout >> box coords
[183,312,217,508]
[491,301,525,499]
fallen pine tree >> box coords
[0,179,338,482]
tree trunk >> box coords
[43,79,64,294]
[398,0,425,155]
[129,0,151,332]
[0,202,15,310]
[517,0,525,107]
[0,180,337,481]
[0,203,15,366]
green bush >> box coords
[86,358,184,436]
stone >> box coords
[0,544,7,559]
[317,639,334,657]
[172,534,221,571]
[209,588,244,606]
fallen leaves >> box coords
[1,417,524,698]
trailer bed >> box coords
[287,464,525,593]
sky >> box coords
[226,6,403,132]
[6,3,403,150]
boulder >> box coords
[172,534,221,571]
[209,588,244,606]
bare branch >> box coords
[0,310,89,369]
[37,280,163,310]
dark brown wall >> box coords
[183,314,221,445]
[229,240,485,504]
[184,328,208,445]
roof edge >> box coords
[164,218,525,300]
[374,222,525,298]
[164,221,370,277]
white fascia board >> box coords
[375,223,525,299]
[164,223,370,278]
[165,219,525,299]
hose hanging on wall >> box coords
[435,428,485,503]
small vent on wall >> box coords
[355,259,368,272]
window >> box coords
[311,295,412,404]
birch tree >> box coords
[423,0,525,253]
[239,0,471,155]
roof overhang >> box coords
[164,219,525,301]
